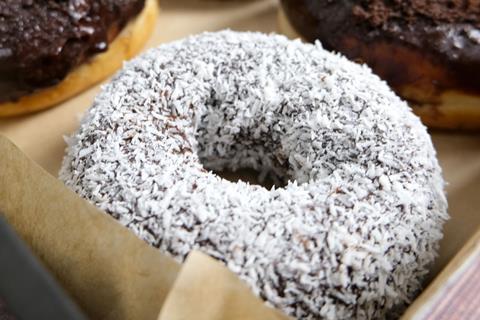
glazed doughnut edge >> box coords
[277,7,480,130]
[0,0,158,118]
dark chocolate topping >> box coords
[353,0,480,27]
[281,0,480,98]
[0,0,145,103]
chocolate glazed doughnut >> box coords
[279,0,480,129]
[0,0,158,117]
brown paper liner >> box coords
[0,135,291,320]
[158,251,290,320]
[0,135,180,320]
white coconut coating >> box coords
[60,31,448,319]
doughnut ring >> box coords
[60,31,448,319]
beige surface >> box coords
[0,0,479,293]
[429,134,480,279]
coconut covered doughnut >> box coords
[60,31,448,319]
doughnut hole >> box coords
[194,99,293,189]
[195,125,290,189]
[213,168,285,189]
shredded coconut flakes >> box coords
[60,31,448,320]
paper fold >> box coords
[159,251,290,320]
[0,135,179,319]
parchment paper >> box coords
[158,251,289,320]
[0,135,290,320]
[0,0,479,318]
[0,136,180,320]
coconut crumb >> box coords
[60,31,448,320]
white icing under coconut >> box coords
[60,31,448,319]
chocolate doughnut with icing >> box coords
[0,0,158,117]
[279,0,480,129]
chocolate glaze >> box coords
[0,0,145,103]
[281,0,480,102]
